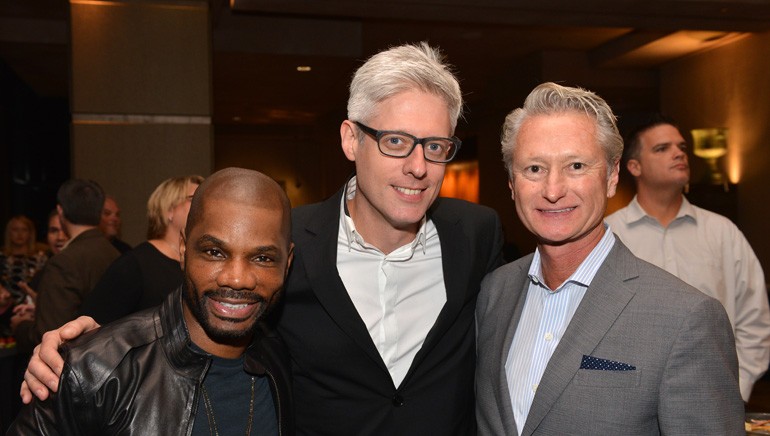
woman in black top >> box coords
[79,175,204,324]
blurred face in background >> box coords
[8,218,32,252]
[47,213,69,255]
[168,183,199,234]
[100,197,122,238]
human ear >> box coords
[340,120,359,162]
[607,160,620,198]
[627,159,642,178]
[179,231,187,269]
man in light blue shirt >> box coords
[475,82,743,435]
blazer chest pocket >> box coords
[573,368,641,388]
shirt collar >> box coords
[626,195,697,224]
[527,224,616,291]
[340,176,428,254]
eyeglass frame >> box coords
[353,121,462,163]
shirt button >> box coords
[532,384,538,393]
[544,332,553,341]
[392,394,404,407]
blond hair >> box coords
[146,175,204,239]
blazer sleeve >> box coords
[657,296,745,435]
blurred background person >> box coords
[44,209,69,257]
[79,175,203,325]
[0,216,47,305]
[0,282,21,434]
[19,209,71,301]
[0,216,45,434]
[605,116,770,402]
[11,179,119,354]
[100,195,132,254]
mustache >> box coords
[202,288,265,303]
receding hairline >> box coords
[186,168,291,237]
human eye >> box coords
[569,162,585,171]
[517,164,545,180]
[526,165,542,174]
[678,143,688,152]
[251,248,282,266]
[424,140,451,158]
[253,254,274,263]
[381,133,408,147]
[203,247,225,259]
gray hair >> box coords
[347,42,463,132]
[500,82,623,180]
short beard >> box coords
[182,280,268,343]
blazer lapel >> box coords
[497,258,533,436]
[400,203,471,384]
[299,189,389,373]
[522,242,639,436]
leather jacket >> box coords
[8,287,295,435]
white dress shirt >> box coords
[506,227,615,434]
[336,177,446,388]
[606,195,770,401]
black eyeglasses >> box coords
[354,121,461,163]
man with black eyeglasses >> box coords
[275,42,503,434]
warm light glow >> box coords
[727,159,741,184]
[691,128,729,184]
[691,128,728,160]
[440,161,479,203]
[724,125,743,184]
[296,66,312,72]
[606,31,748,67]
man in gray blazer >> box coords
[475,82,744,435]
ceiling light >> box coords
[296,66,311,72]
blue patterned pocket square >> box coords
[580,355,636,371]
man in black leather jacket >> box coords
[8,168,295,435]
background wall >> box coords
[69,0,213,245]
[660,30,770,275]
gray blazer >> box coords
[475,238,744,435]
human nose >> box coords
[543,171,567,203]
[402,142,428,177]
[673,146,687,161]
[216,258,257,290]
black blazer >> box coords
[273,185,504,435]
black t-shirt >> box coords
[191,354,278,436]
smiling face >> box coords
[181,195,293,354]
[341,90,451,246]
[46,214,69,255]
[100,197,121,238]
[509,112,618,251]
[628,123,690,189]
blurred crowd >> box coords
[0,175,201,432]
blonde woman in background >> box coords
[1,216,47,305]
[78,175,204,324]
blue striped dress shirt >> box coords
[505,226,616,434]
